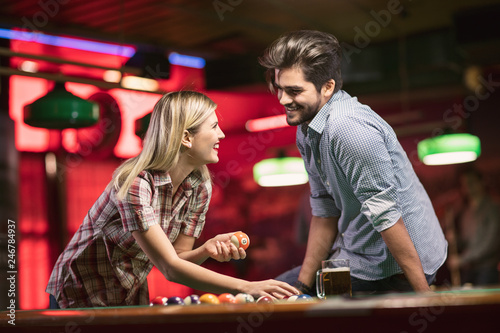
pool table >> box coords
[2,287,500,333]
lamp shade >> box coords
[253,157,308,187]
[24,83,99,129]
[417,133,481,165]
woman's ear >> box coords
[181,130,192,149]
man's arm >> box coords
[297,215,339,289]
[380,218,431,292]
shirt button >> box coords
[317,159,321,164]
[326,181,330,186]
[342,233,345,237]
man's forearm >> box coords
[297,216,339,288]
[380,218,431,292]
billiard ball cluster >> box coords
[286,294,313,302]
[150,293,313,306]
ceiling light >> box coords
[103,70,122,83]
[253,157,308,187]
[121,76,159,92]
[417,133,481,165]
[246,114,288,132]
[0,28,135,57]
[24,82,99,129]
[18,60,39,73]
[168,52,206,69]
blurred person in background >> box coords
[447,167,500,286]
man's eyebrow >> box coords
[285,86,304,91]
[273,83,303,90]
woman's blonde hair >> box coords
[113,91,216,200]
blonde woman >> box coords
[46,91,299,308]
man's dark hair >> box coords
[258,30,343,94]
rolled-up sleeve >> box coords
[116,172,158,233]
[310,193,340,218]
[331,116,401,232]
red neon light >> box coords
[10,76,50,152]
[39,310,87,316]
[19,238,50,310]
[245,114,288,132]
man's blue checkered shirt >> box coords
[297,90,448,280]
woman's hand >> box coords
[241,279,301,299]
[203,232,246,262]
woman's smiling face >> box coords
[189,111,225,166]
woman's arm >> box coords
[133,224,299,298]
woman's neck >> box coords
[168,159,195,193]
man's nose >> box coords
[278,91,293,105]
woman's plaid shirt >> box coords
[46,170,211,308]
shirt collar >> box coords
[151,169,204,189]
[306,90,345,135]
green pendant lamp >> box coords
[253,157,308,187]
[417,133,481,166]
[24,82,99,129]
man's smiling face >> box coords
[274,67,333,126]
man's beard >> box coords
[285,99,322,126]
